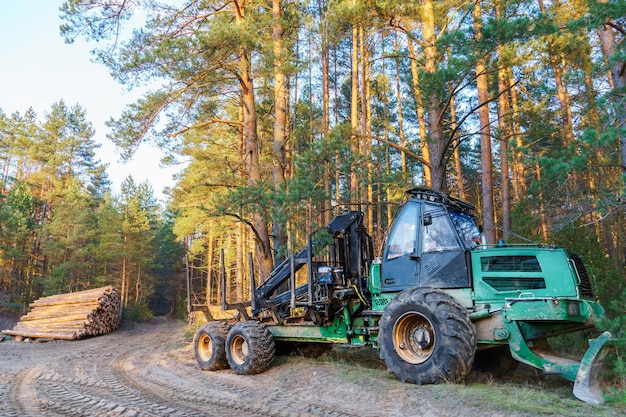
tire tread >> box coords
[379,288,476,384]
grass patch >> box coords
[456,380,624,417]
[182,326,195,342]
[165,341,183,350]
[305,347,625,416]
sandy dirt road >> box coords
[0,319,621,417]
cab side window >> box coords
[386,205,418,259]
[422,213,462,253]
[450,211,481,249]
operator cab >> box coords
[380,188,480,292]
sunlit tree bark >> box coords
[597,0,626,180]
[393,32,407,175]
[420,0,446,191]
[473,0,496,243]
[496,0,511,240]
[272,0,288,263]
[235,0,274,279]
[350,21,360,200]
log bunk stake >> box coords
[1,286,121,341]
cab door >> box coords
[419,207,470,288]
[381,202,421,291]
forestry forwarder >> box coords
[193,187,616,404]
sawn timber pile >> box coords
[1,286,121,341]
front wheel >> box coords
[379,288,476,385]
[226,321,275,375]
[194,321,231,371]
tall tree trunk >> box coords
[580,49,603,230]
[407,34,431,186]
[597,1,626,277]
[272,0,287,264]
[360,27,373,231]
[473,0,496,243]
[597,5,626,179]
[334,45,341,207]
[1,153,10,193]
[121,236,127,307]
[420,0,446,191]
[237,221,245,301]
[508,69,526,201]
[135,264,141,303]
[321,0,332,224]
[538,0,578,202]
[350,23,360,200]
[444,47,464,199]
[290,32,299,181]
[450,95,465,200]
[235,0,274,279]
[497,90,511,241]
[535,158,549,241]
[206,227,214,306]
[496,0,511,240]
[394,32,407,174]
[553,59,576,147]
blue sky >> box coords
[0,0,178,202]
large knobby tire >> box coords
[194,321,231,371]
[379,288,476,385]
[225,321,275,375]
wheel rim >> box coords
[230,334,249,365]
[197,334,213,362]
[393,311,435,364]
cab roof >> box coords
[405,187,476,215]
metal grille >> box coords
[372,297,390,308]
[569,252,595,299]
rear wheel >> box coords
[379,288,476,384]
[194,321,231,371]
[226,321,275,375]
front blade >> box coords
[573,331,611,405]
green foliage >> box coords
[584,0,626,28]
[215,179,275,221]
[283,125,352,206]
[0,181,37,243]
[105,93,172,161]
[151,211,185,316]
[122,301,154,323]
[542,223,626,397]
[0,102,184,316]
[598,310,626,403]
[0,181,42,304]
[548,226,624,317]
[42,178,98,294]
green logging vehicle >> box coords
[192,188,615,404]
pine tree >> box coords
[42,178,97,294]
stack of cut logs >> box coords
[2,286,121,341]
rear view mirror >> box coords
[423,213,432,226]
